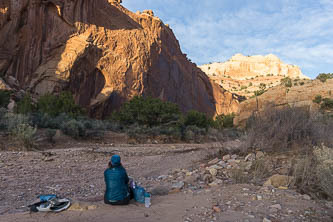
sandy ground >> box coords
[1,142,332,222]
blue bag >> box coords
[133,186,145,203]
[38,194,57,202]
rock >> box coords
[303,194,311,200]
[256,195,263,200]
[0,78,11,90]
[157,175,168,180]
[203,174,213,184]
[0,0,239,118]
[87,205,97,210]
[234,79,333,127]
[264,174,294,188]
[270,204,282,210]
[231,154,238,159]
[208,158,219,165]
[169,189,181,194]
[151,186,169,196]
[209,168,218,177]
[212,206,221,213]
[256,151,265,159]
[7,100,15,112]
[222,155,231,161]
[199,53,309,99]
[184,175,197,185]
[245,153,256,161]
[172,181,185,190]
[142,9,154,16]
[263,218,272,222]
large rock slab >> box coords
[0,0,239,118]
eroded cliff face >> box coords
[0,0,239,117]
[200,54,308,80]
[234,79,333,127]
[199,54,309,98]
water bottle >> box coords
[144,192,151,208]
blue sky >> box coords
[123,0,333,78]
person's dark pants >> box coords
[104,188,134,205]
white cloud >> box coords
[124,0,333,78]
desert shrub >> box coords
[245,107,333,153]
[213,113,235,129]
[250,159,270,182]
[314,145,333,199]
[4,113,30,132]
[281,77,292,87]
[321,98,333,109]
[184,110,211,128]
[316,73,333,83]
[293,145,333,200]
[183,125,206,142]
[37,91,83,117]
[46,128,57,143]
[300,81,305,85]
[0,90,11,108]
[15,93,36,114]
[248,82,253,87]
[30,112,72,129]
[12,123,37,149]
[253,89,265,97]
[313,95,322,104]
[60,119,86,139]
[113,96,181,127]
[229,167,249,184]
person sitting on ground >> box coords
[104,155,132,205]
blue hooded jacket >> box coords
[104,165,129,202]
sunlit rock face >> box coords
[0,0,239,117]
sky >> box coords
[123,0,333,79]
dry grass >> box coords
[293,145,333,200]
[245,106,333,153]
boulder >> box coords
[264,174,294,188]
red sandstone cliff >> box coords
[0,0,239,117]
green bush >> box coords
[12,123,37,149]
[113,96,181,127]
[316,73,333,83]
[60,119,86,139]
[281,77,292,87]
[254,89,265,97]
[15,93,36,114]
[321,98,333,109]
[0,90,11,108]
[213,113,235,129]
[313,95,322,104]
[37,91,83,117]
[184,110,211,128]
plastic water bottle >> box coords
[144,192,151,208]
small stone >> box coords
[157,175,168,180]
[231,154,238,159]
[172,181,185,190]
[256,151,264,159]
[303,194,311,200]
[208,158,220,165]
[87,205,97,210]
[222,155,231,161]
[245,153,256,161]
[270,204,282,210]
[212,206,221,213]
[257,195,263,200]
[209,168,218,177]
[263,218,272,222]
[151,186,169,196]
